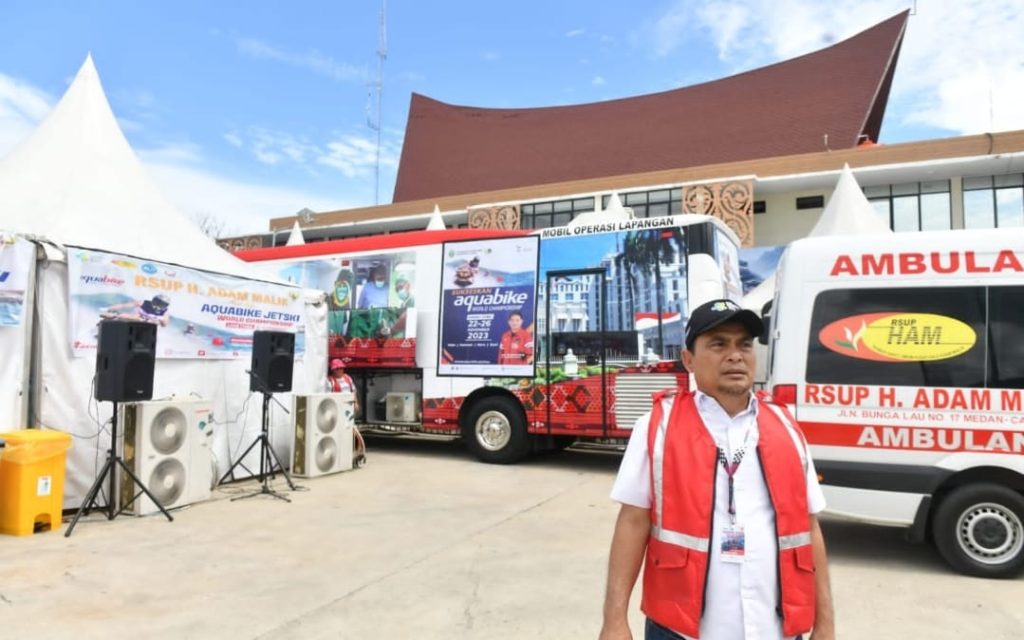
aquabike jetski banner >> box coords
[438,236,539,377]
[67,248,304,359]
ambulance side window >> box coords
[806,287,987,388]
[988,286,1024,388]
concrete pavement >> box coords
[1,436,1022,639]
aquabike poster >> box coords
[438,236,539,377]
[67,248,304,359]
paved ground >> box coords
[1,436,1022,639]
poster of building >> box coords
[68,248,304,359]
[738,245,785,294]
[438,236,539,377]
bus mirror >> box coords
[758,300,773,346]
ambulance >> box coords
[765,228,1024,578]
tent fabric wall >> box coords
[35,255,326,509]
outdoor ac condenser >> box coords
[120,399,214,516]
[292,393,354,478]
[385,392,420,423]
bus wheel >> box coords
[932,483,1024,578]
[463,397,529,464]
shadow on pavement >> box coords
[361,432,623,474]
[820,517,949,574]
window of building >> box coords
[753,200,766,214]
[521,197,595,229]
[601,187,683,218]
[963,174,1024,229]
[863,181,951,231]
[796,195,825,210]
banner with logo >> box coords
[0,234,35,327]
[438,236,539,377]
[68,248,304,359]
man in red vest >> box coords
[599,299,834,640]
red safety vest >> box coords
[641,390,816,639]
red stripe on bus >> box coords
[236,228,531,261]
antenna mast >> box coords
[370,0,388,205]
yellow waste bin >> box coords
[0,429,72,536]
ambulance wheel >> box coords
[932,483,1024,578]
[463,396,529,464]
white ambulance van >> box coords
[766,228,1024,578]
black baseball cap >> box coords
[684,299,764,351]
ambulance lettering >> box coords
[855,427,1024,454]
[830,250,1024,276]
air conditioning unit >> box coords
[385,392,420,423]
[292,393,354,478]
[120,399,213,516]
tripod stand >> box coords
[218,371,296,502]
[65,401,174,537]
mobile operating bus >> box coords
[766,228,1024,577]
[238,214,742,464]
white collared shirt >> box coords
[610,391,826,640]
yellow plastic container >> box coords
[0,429,72,536]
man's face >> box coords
[682,321,755,398]
[508,314,523,332]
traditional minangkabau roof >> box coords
[392,11,908,203]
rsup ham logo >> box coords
[819,312,976,362]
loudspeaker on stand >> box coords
[250,330,295,393]
[95,320,157,402]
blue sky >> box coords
[1,1,1022,235]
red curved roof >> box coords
[393,12,908,203]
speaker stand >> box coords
[218,392,297,502]
[65,401,174,537]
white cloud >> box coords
[137,142,205,165]
[0,73,357,237]
[646,0,1024,136]
[565,28,585,38]
[236,36,367,83]
[222,126,400,179]
[0,72,53,156]
[592,75,606,87]
[143,161,346,237]
[318,133,400,178]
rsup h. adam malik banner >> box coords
[68,248,304,359]
[438,236,539,377]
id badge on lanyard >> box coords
[718,428,752,563]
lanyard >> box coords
[716,428,752,524]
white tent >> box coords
[742,164,892,312]
[0,57,326,508]
[285,221,306,246]
[426,204,446,231]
